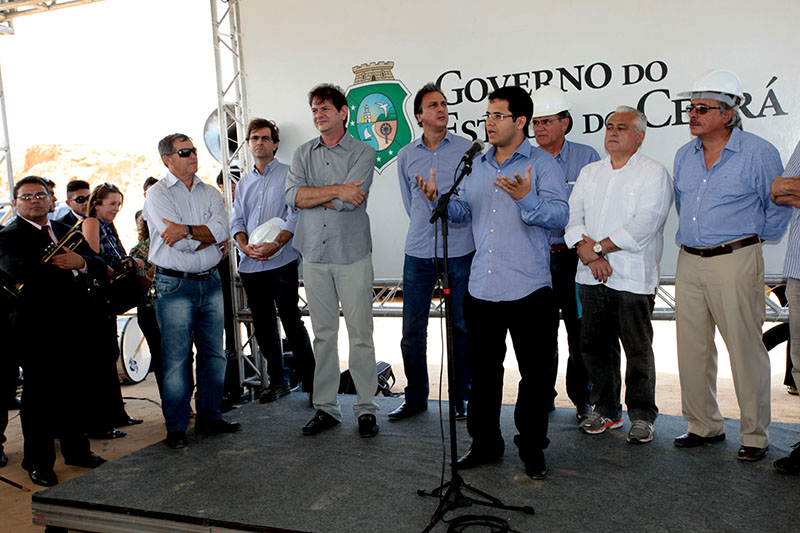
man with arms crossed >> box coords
[286,84,379,438]
[144,133,241,449]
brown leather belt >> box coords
[681,235,760,258]
[550,243,569,253]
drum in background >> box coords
[116,314,151,383]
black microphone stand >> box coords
[417,156,534,532]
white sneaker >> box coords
[627,420,654,444]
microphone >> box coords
[460,139,484,163]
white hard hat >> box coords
[531,85,571,118]
[678,69,744,106]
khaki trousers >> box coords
[675,244,770,448]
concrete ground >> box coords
[2,318,799,532]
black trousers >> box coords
[240,261,315,391]
[578,284,658,423]
[464,287,558,463]
[550,247,591,406]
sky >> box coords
[0,0,219,159]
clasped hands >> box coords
[576,234,613,283]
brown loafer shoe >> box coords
[737,445,768,462]
[673,432,725,448]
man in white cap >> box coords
[672,69,791,461]
[531,85,600,423]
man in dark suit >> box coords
[0,176,107,486]
[56,179,91,227]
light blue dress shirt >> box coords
[448,141,569,302]
[781,141,800,279]
[674,127,791,247]
[230,159,300,273]
[143,172,228,272]
[548,140,601,245]
[397,131,475,259]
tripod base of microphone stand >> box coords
[417,472,534,532]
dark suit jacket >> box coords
[0,217,106,337]
[56,210,81,228]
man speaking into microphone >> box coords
[418,86,568,479]
[391,82,475,422]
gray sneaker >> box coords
[627,420,654,444]
[579,412,623,434]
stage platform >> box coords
[32,394,799,532]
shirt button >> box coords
[492,209,496,213]
[703,179,706,183]
[488,270,492,273]
[490,229,494,233]
[489,250,492,253]
[692,217,696,221]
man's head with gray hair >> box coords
[613,105,647,134]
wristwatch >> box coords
[593,242,603,256]
[185,225,193,240]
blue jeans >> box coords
[401,252,473,404]
[155,270,227,432]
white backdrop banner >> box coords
[240,0,800,279]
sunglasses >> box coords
[172,147,198,158]
[17,192,49,201]
[686,104,721,115]
[73,195,90,204]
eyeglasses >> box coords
[248,135,272,143]
[171,147,198,158]
[16,192,48,201]
[482,112,515,122]
[532,118,563,127]
[686,104,721,115]
[73,195,90,204]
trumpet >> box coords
[2,219,86,299]
[41,218,85,264]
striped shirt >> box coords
[781,141,800,278]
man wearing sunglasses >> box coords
[672,69,792,462]
[57,179,91,227]
[143,134,239,450]
[418,86,568,479]
[531,85,600,424]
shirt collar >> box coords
[312,131,354,150]
[693,126,742,154]
[165,170,199,189]
[252,158,279,176]
[554,139,570,161]
[19,216,50,231]
[411,131,454,151]
[482,139,533,167]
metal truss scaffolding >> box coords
[209,0,265,393]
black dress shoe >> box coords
[166,430,188,449]
[737,445,768,462]
[456,447,504,470]
[0,449,7,468]
[29,470,58,487]
[121,417,144,426]
[88,428,127,440]
[65,453,106,469]
[524,453,548,480]
[455,400,467,421]
[358,414,379,437]
[195,418,242,434]
[674,432,725,448]
[388,401,427,421]
[259,384,292,404]
[302,410,340,435]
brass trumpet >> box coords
[2,219,86,299]
[41,218,86,263]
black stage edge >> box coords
[33,394,800,532]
